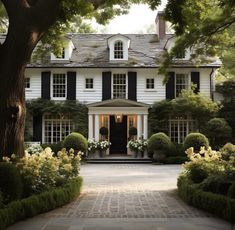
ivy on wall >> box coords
[25,99,88,140]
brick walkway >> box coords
[8,164,231,230]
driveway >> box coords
[8,164,231,230]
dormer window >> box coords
[107,34,130,61]
[51,39,74,61]
[114,41,124,59]
[56,48,65,59]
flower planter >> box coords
[99,149,107,158]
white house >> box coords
[24,12,220,155]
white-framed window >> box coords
[175,73,189,97]
[25,77,30,89]
[43,114,73,144]
[52,73,66,99]
[85,78,93,89]
[112,73,126,99]
[56,47,65,59]
[169,115,196,143]
[114,41,124,59]
[146,78,155,89]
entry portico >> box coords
[88,99,149,154]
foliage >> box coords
[25,143,43,155]
[184,133,209,151]
[41,141,64,154]
[177,175,235,222]
[2,148,81,196]
[228,182,235,199]
[97,140,111,151]
[217,79,235,100]
[163,156,187,164]
[127,139,148,153]
[99,127,108,136]
[149,89,219,135]
[87,139,99,153]
[63,132,88,152]
[129,127,137,137]
[148,132,172,153]
[220,143,235,161]
[203,118,232,149]
[0,163,23,204]
[0,177,83,230]
[26,99,88,138]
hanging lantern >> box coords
[115,114,123,123]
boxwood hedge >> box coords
[0,177,83,230]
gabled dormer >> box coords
[107,34,130,61]
[51,39,75,61]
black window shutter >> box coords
[41,71,51,99]
[67,71,76,100]
[33,114,42,143]
[128,72,137,101]
[191,72,200,93]
[166,72,175,100]
[102,71,112,100]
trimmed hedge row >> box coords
[178,175,235,222]
[0,177,83,230]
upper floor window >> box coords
[175,74,189,97]
[85,78,93,89]
[169,115,196,144]
[146,78,155,89]
[25,77,30,89]
[56,48,65,59]
[113,74,126,99]
[176,50,186,59]
[52,73,66,98]
[114,41,124,59]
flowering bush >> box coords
[98,140,111,151]
[127,139,148,153]
[25,143,43,155]
[2,148,81,195]
[88,139,99,152]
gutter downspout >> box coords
[210,68,215,101]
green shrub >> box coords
[129,127,137,136]
[41,141,64,154]
[220,143,235,161]
[168,144,185,157]
[164,156,188,164]
[148,132,172,152]
[0,192,3,209]
[99,127,108,136]
[188,164,208,183]
[0,163,23,204]
[204,118,232,149]
[63,132,88,152]
[228,182,235,199]
[184,133,209,151]
[0,177,83,230]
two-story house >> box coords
[25,12,220,155]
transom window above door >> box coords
[52,73,66,98]
[113,74,126,99]
[175,74,189,97]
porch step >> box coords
[86,158,152,164]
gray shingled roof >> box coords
[0,33,221,68]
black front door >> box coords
[110,115,127,154]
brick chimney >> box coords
[155,11,166,40]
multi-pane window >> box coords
[113,74,126,99]
[114,41,124,59]
[85,78,93,89]
[25,77,30,89]
[56,48,65,59]
[175,74,189,97]
[52,74,66,98]
[44,114,73,144]
[146,78,155,89]
[169,115,196,143]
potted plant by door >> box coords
[99,127,109,140]
[129,127,137,140]
[98,140,111,158]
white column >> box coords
[88,114,93,140]
[137,114,142,139]
[94,114,100,141]
[143,114,148,139]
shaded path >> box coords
[8,164,231,230]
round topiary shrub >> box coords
[0,162,23,203]
[204,118,232,149]
[188,165,208,183]
[99,127,108,136]
[184,133,209,152]
[148,132,172,162]
[63,132,88,152]
[129,127,137,137]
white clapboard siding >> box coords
[199,69,212,97]
[136,69,165,104]
[76,69,102,104]
[25,69,41,100]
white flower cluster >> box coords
[98,140,111,150]
[88,139,99,152]
[25,143,43,155]
[88,139,111,151]
[127,139,148,152]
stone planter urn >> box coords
[132,150,138,158]
[153,150,166,162]
[99,149,107,158]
